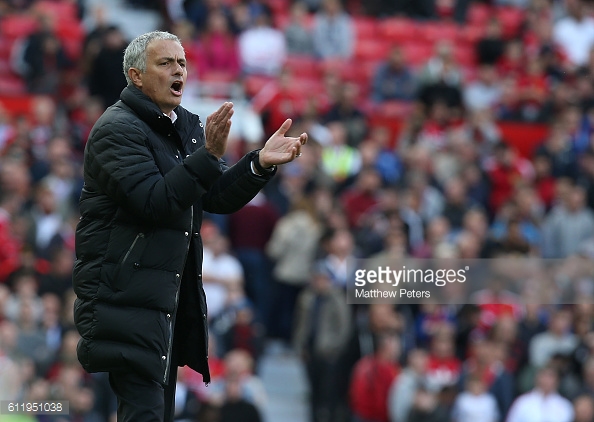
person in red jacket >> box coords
[349,331,401,422]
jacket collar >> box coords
[119,85,186,135]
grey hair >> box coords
[123,31,182,85]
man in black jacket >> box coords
[72,30,307,421]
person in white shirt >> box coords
[553,0,594,68]
[238,12,286,76]
[506,366,574,422]
[451,375,499,422]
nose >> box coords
[173,61,183,75]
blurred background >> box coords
[3,0,594,421]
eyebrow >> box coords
[159,56,186,63]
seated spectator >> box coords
[533,120,577,180]
[573,394,594,422]
[529,309,578,369]
[476,18,505,66]
[196,10,241,79]
[316,228,357,288]
[320,121,362,185]
[506,365,574,422]
[553,0,594,69]
[371,46,417,102]
[323,82,368,147]
[426,328,462,392]
[451,374,499,422]
[340,167,382,230]
[541,184,594,258]
[16,13,73,94]
[220,377,263,422]
[312,0,354,60]
[284,1,314,56]
[238,10,286,76]
[463,64,503,112]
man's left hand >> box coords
[259,119,308,169]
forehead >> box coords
[146,39,185,60]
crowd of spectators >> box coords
[4,0,594,421]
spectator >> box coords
[506,366,574,422]
[476,18,505,66]
[451,374,499,422]
[220,377,262,422]
[284,1,314,56]
[202,231,244,321]
[293,264,352,422]
[371,46,417,102]
[463,65,503,112]
[553,0,594,69]
[238,11,286,76]
[388,348,429,422]
[266,197,322,342]
[87,25,128,110]
[320,121,362,185]
[195,10,241,79]
[340,167,382,230]
[349,331,401,422]
[529,309,579,369]
[324,82,368,148]
[541,184,594,258]
[573,394,594,422]
[312,0,354,60]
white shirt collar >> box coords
[165,110,177,124]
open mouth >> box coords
[171,81,183,96]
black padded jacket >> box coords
[72,85,273,385]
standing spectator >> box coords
[228,193,279,326]
[553,0,594,69]
[349,332,401,422]
[371,46,417,102]
[293,265,352,422]
[266,198,322,342]
[284,1,314,56]
[506,366,574,422]
[238,11,286,76]
[88,26,128,110]
[312,0,354,60]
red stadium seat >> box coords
[0,95,33,117]
[0,75,26,95]
[457,24,486,46]
[33,1,79,23]
[354,39,390,62]
[401,42,434,68]
[353,17,377,41]
[244,74,276,97]
[418,22,460,44]
[379,17,419,44]
[283,55,321,79]
[467,3,491,25]
[0,14,39,39]
[497,6,525,39]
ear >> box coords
[128,68,142,88]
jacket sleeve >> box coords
[202,150,275,214]
[86,121,223,223]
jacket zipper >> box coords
[163,204,193,384]
[121,233,143,265]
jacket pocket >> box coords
[112,232,148,291]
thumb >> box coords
[276,118,292,136]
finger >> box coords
[275,118,292,136]
[299,133,308,145]
[215,102,233,124]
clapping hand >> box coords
[205,102,234,159]
[258,119,308,169]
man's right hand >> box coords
[205,102,234,159]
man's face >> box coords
[135,39,187,115]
